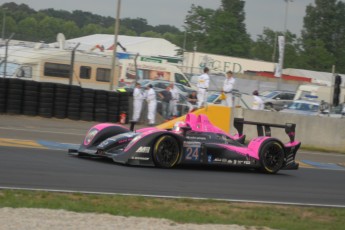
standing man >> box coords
[252,90,264,110]
[197,67,210,108]
[222,71,236,107]
[169,82,179,118]
[158,86,172,120]
[132,82,144,122]
[145,84,157,126]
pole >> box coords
[329,65,336,116]
[182,20,187,53]
[109,0,121,91]
[182,29,187,70]
[183,30,187,53]
[272,33,277,62]
[69,43,80,85]
[134,53,139,84]
[277,0,292,90]
[3,33,14,78]
[190,41,197,75]
[1,9,6,41]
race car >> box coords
[68,113,300,174]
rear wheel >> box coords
[259,140,284,174]
[153,135,180,168]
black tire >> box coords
[265,103,273,110]
[80,112,94,121]
[259,140,285,174]
[152,135,180,168]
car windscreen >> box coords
[137,80,151,86]
[261,91,279,98]
[207,94,220,103]
[288,102,319,111]
[175,84,187,92]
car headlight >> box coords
[84,128,99,145]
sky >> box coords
[0,0,339,39]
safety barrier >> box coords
[0,78,129,123]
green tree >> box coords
[185,4,215,52]
[250,28,277,62]
[61,21,80,39]
[121,18,153,35]
[299,39,335,71]
[0,15,17,39]
[154,25,180,34]
[162,32,180,47]
[80,23,103,36]
[140,31,162,38]
[119,26,137,36]
[302,0,345,72]
[37,16,64,42]
[250,28,301,68]
[17,17,38,41]
[185,0,251,57]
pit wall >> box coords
[235,108,345,153]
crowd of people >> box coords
[132,82,182,125]
[132,67,263,125]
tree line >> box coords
[1,0,344,73]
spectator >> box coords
[222,71,236,107]
[158,86,172,120]
[252,90,264,110]
[188,91,197,105]
[145,84,157,126]
[197,67,210,108]
[169,82,179,118]
[132,82,145,122]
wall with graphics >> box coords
[182,52,275,75]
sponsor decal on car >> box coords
[183,141,201,148]
[186,136,207,141]
[130,156,150,160]
[183,141,202,161]
[136,146,151,153]
[213,158,251,165]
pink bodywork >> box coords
[85,114,300,160]
[83,123,128,146]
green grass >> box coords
[0,190,344,230]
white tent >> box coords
[63,34,180,57]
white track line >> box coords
[0,186,344,208]
[0,127,85,136]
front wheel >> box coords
[265,103,273,110]
[259,140,284,174]
[153,135,180,168]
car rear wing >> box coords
[233,118,296,143]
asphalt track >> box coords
[0,115,345,207]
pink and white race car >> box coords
[68,113,300,174]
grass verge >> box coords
[0,189,344,230]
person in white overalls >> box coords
[145,84,157,125]
[132,82,144,122]
[252,90,264,110]
[169,82,179,117]
[197,67,210,108]
[222,71,236,107]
